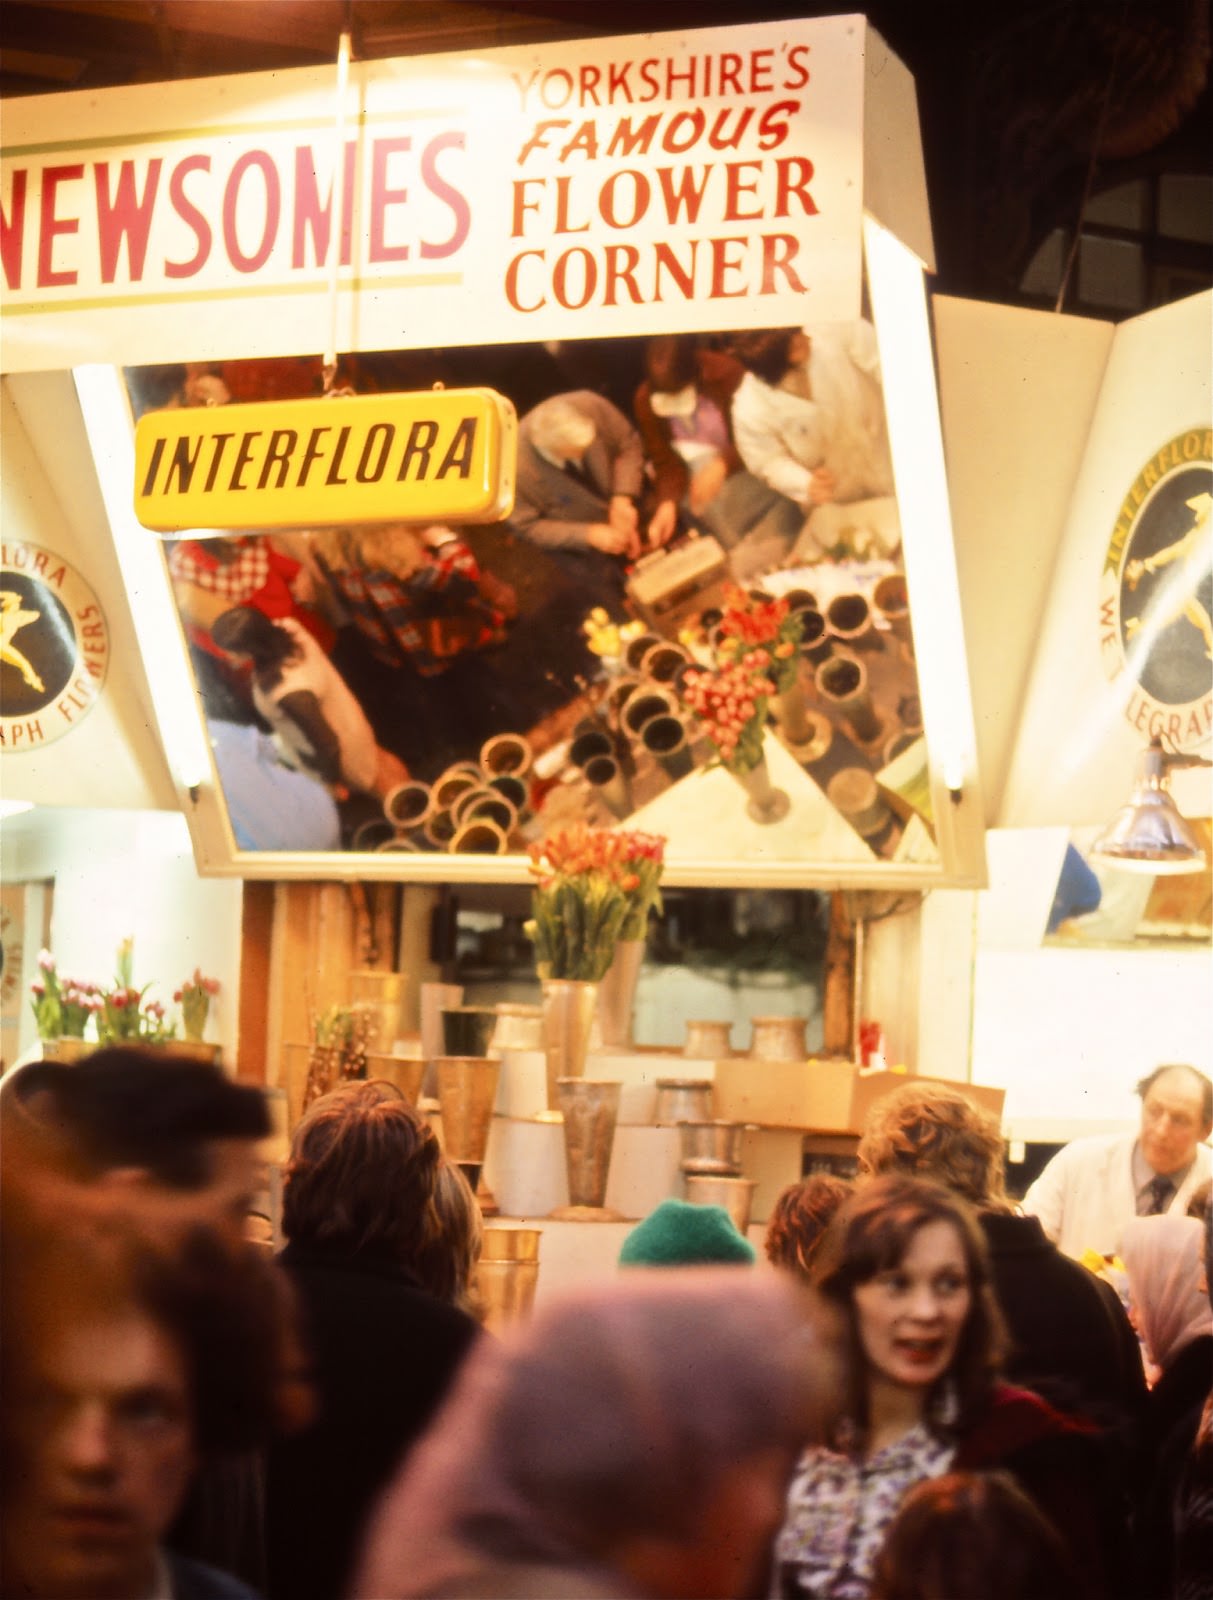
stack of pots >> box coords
[568,718,632,819]
[630,637,698,781]
[378,732,534,855]
[678,1118,757,1235]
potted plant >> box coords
[29,951,101,1061]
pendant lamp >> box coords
[1090,738,1211,876]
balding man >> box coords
[513,390,647,558]
[1023,1064,1213,1258]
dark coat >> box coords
[956,1383,1125,1600]
[265,1244,480,1600]
[1132,1335,1213,1600]
[512,390,646,549]
[168,1550,263,1599]
[981,1209,1147,1432]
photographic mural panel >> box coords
[124,324,938,881]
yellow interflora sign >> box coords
[133,388,516,532]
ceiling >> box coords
[0,1,1006,99]
[1,0,1209,307]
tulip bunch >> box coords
[96,987,176,1044]
[29,951,103,1041]
[174,968,221,1041]
[679,658,776,775]
[714,588,804,694]
[95,938,176,1045]
[526,825,667,981]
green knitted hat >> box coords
[618,1198,756,1267]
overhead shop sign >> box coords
[133,388,516,530]
[0,17,932,371]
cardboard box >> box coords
[712,1059,1005,1134]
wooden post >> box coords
[822,893,855,1059]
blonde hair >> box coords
[414,1160,483,1313]
[858,1082,1007,1208]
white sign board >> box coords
[0,15,928,372]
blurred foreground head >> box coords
[354,1270,843,1600]
[0,1226,285,1600]
[869,1470,1078,1600]
[2,1046,270,1248]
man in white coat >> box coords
[1023,1063,1212,1258]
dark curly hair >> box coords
[728,327,802,386]
[765,1174,852,1282]
[282,1080,440,1265]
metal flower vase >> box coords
[595,938,645,1049]
[474,1224,541,1333]
[541,979,599,1112]
[551,1078,624,1220]
[435,1054,501,1198]
[730,754,790,824]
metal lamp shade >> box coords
[1091,743,1208,875]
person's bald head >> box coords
[1137,1064,1213,1177]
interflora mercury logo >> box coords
[0,541,109,750]
[1099,427,1213,754]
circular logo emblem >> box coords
[1099,428,1212,753]
[1,542,109,750]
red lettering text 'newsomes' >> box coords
[1,131,471,291]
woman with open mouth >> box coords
[770,1174,1124,1600]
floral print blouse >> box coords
[771,1423,956,1599]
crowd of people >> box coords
[2,1046,1209,1599]
[130,324,899,829]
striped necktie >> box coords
[1147,1175,1174,1215]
